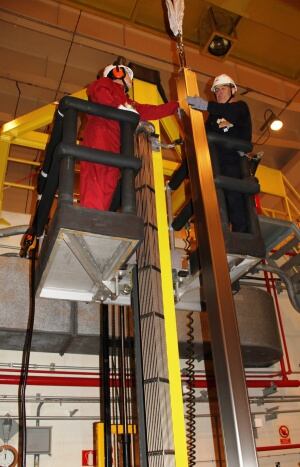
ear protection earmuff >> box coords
[107,66,127,81]
[103,65,131,94]
[111,66,127,79]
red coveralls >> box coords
[80,77,178,210]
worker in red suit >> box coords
[80,63,179,210]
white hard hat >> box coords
[103,64,134,81]
[211,74,237,93]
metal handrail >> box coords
[283,173,300,204]
[260,173,300,223]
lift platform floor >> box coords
[35,204,144,302]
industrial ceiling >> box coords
[0,0,299,214]
[67,0,300,81]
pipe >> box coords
[257,264,300,312]
[2,373,300,389]
[261,268,292,381]
[190,379,300,389]
[0,368,101,376]
[34,402,44,467]
[0,416,117,421]
[0,375,114,387]
[269,272,292,375]
[0,362,101,370]
[0,396,102,403]
[0,366,277,379]
[0,225,29,237]
[257,444,300,452]
[263,269,288,380]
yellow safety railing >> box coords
[0,89,87,215]
[256,165,300,223]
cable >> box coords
[185,310,196,466]
[18,241,38,466]
[254,86,300,146]
[254,127,271,146]
[14,81,21,118]
[183,223,197,466]
[53,10,82,101]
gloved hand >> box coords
[187,96,208,111]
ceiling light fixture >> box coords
[260,109,283,132]
[201,7,239,59]
[208,34,232,57]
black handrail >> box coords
[22,96,141,247]
[169,131,265,257]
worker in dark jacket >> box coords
[187,74,252,233]
[80,63,179,210]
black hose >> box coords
[119,307,131,467]
[168,158,188,191]
[101,304,112,467]
[214,175,260,194]
[37,108,64,195]
[172,201,193,231]
[18,242,38,466]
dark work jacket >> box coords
[206,100,252,166]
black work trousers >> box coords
[220,161,249,233]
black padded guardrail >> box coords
[170,131,266,258]
[28,96,141,239]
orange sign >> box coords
[279,425,291,445]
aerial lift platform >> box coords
[0,64,299,467]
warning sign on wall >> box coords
[82,450,96,466]
[279,425,291,445]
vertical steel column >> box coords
[177,68,258,466]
